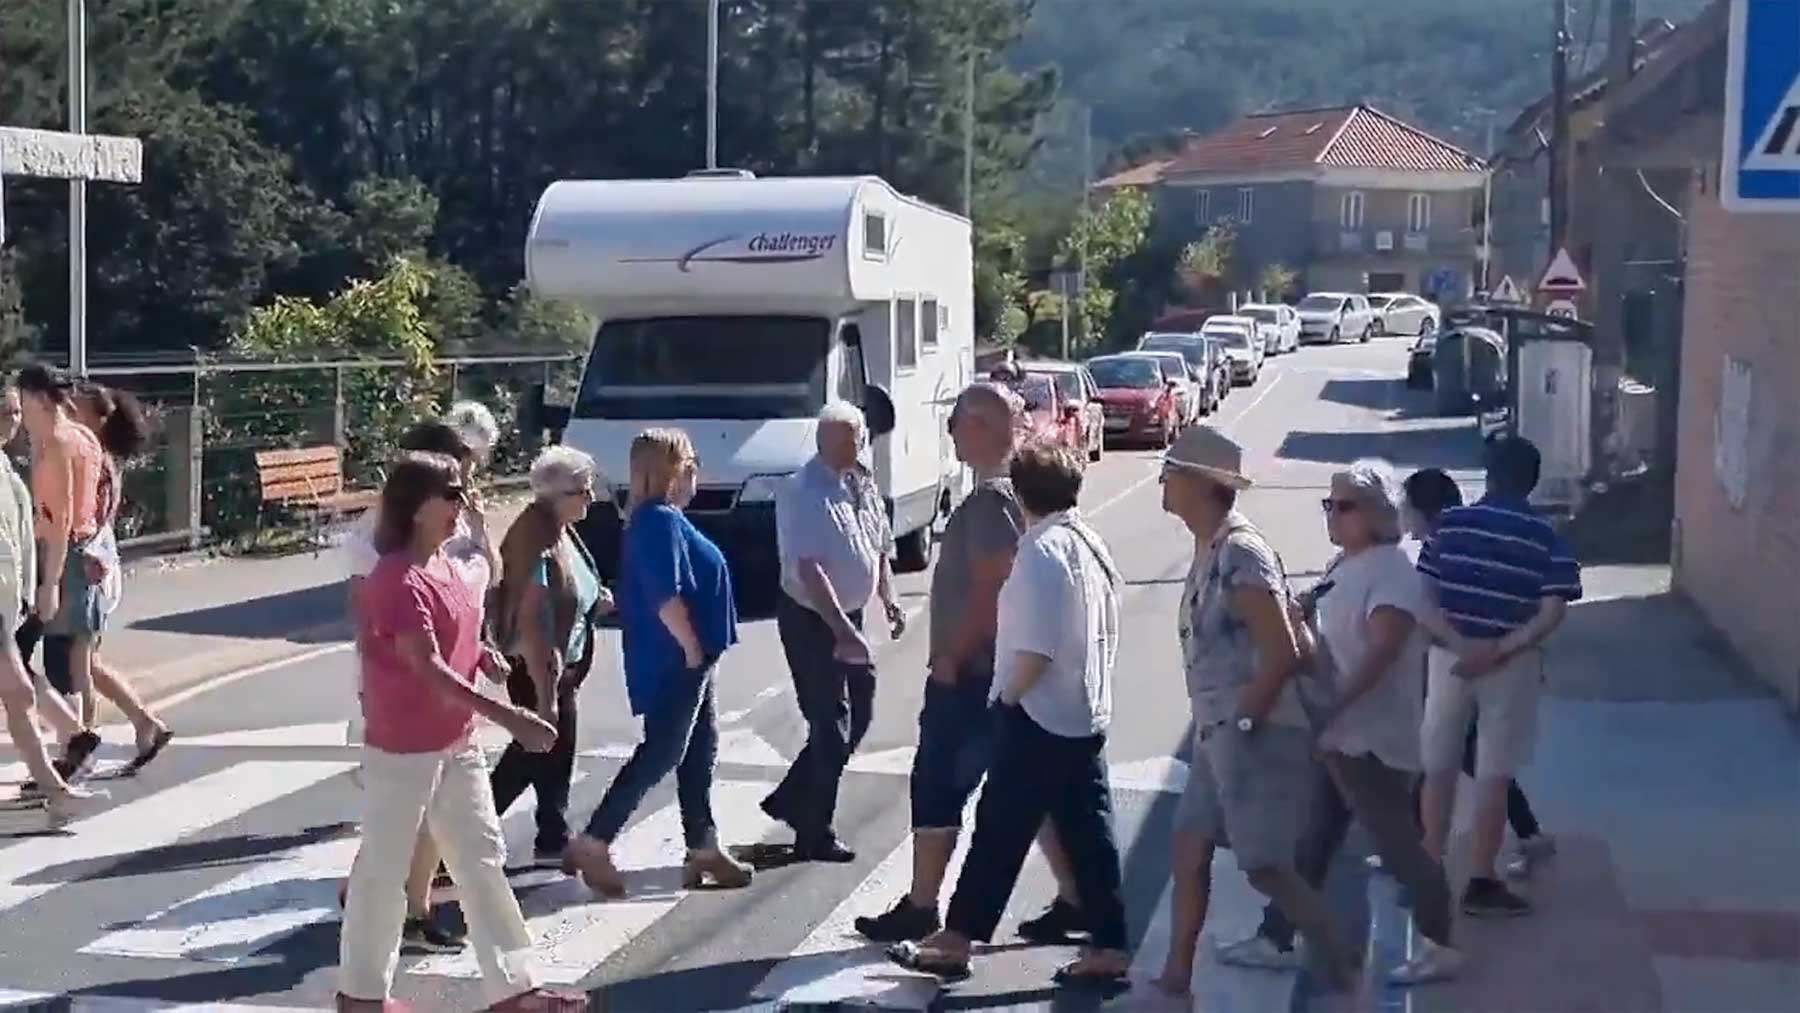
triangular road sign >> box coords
[1537,247,1586,293]
[1491,275,1523,303]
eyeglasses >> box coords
[561,484,595,499]
[1321,497,1360,514]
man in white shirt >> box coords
[889,442,1131,986]
[763,402,903,863]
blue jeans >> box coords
[584,662,720,850]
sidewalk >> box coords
[84,496,530,715]
[1342,563,1800,1012]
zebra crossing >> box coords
[0,719,1343,1012]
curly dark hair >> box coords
[74,382,153,459]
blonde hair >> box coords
[629,428,696,508]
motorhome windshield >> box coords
[576,315,829,420]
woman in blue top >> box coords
[563,428,751,897]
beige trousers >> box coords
[339,737,538,1003]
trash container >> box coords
[1431,326,1506,416]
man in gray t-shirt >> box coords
[855,384,1031,944]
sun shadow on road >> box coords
[1277,425,1485,471]
[23,822,356,887]
[130,583,347,643]
[1315,377,1439,421]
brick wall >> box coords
[1672,170,1800,711]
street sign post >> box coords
[1546,298,1579,320]
[1723,0,1800,212]
[1491,275,1525,304]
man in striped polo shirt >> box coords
[1416,435,1581,917]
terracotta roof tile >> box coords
[1159,104,1484,178]
[1093,158,1173,189]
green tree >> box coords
[1175,219,1239,303]
[1258,262,1300,301]
[1055,188,1151,349]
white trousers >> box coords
[340,738,539,1004]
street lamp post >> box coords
[68,0,88,376]
[705,0,720,170]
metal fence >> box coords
[90,352,584,551]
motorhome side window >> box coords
[921,298,940,349]
[836,329,867,404]
[863,213,888,260]
[575,315,830,421]
[896,298,918,371]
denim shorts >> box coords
[909,678,995,830]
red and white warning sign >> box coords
[1537,247,1586,293]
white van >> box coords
[525,171,973,587]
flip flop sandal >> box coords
[123,729,175,776]
[1053,961,1132,990]
[886,940,971,982]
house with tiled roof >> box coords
[1100,104,1488,299]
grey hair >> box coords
[818,401,866,432]
[445,401,499,459]
[1334,458,1405,543]
[529,444,599,497]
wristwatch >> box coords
[1236,715,1256,733]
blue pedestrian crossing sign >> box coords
[1724,0,1800,212]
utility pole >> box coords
[1547,0,1571,261]
[962,50,975,218]
[1481,113,1496,293]
[1078,105,1092,313]
[1591,0,1637,480]
[705,0,720,170]
[68,0,88,376]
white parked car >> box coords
[1201,316,1262,385]
[1296,292,1378,344]
[1240,303,1300,355]
[1369,292,1439,337]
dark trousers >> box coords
[1262,752,1455,948]
[763,595,875,843]
[585,663,719,850]
[944,704,1128,950]
[490,660,581,850]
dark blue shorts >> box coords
[909,677,996,830]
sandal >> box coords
[1053,954,1132,990]
[886,940,972,981]
[123,728,175,776]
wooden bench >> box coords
[253,445,378,542]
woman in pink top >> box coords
[337,451,581,1013]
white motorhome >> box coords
[525,171,973,587]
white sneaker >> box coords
[45,785,108,829]
[1215,933,1302,970]
[1505,833,1557,879]
[1388,937,1467,985]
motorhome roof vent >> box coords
[685,168,757,180]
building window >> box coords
[1340,191,1365,229]
[1193,189,1212,224]
[896,298,918,371]
[921,298,940,349]
[1237,187,1255,223]
[1407,193,1431,233]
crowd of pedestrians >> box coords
[6,358,1584,1008]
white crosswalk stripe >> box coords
[2,721,1303,1010]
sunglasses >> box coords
[1321,497,1360,514]
[441,485,469,504]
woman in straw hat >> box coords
[1149,425,1358,996]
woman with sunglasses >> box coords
[1224,459,1465,985]
[342,414,498,953]
[563,428,752,897]
[337,451,576,1012]
[490,446,613,864]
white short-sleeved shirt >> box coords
[345,509,493,599]
[1315,544,1429,770]
[992,510,1120,738]
[776,456,889,614]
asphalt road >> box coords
[0,338,1488,1012]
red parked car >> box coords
[1002,372,1088,458]
[1087,353,1183,448]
